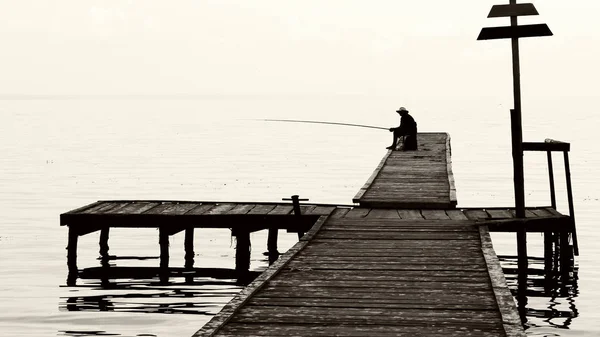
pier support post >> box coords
[544,231,553,275]
[516,227,528,302]
[99,227,110,265]
[159,228,169,269]
[283,195,309,240]
[559,230,572,282]
[235,230,251,274]
[184,228,195,269]
[67,227,79,285]
[267,228,279,265]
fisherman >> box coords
[387,107,417,150]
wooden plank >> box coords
[421,210,450,220]
[298,205,316,215]
[446,210,469,220]
[544,207,562,216]
[316,231,480,240]
[322,227,474,233]
[80,201,119,214]
[396,209,423,220]
[365,209,401,219]
[217,323,505,337]
[486,209,513,219]
[99,202,132,214]
[330,208,351,218]
[247,204,277,215]
[142,202,196,215]
[299,248,482,257]
[306,205,336,215]
[284,262,488,272]
[246,297,497,310]
[227,204,256,215]
[310,239,483,249]
[344,208,370,218]
[267,205,294,215]
[232,306,503,325]
[464,209,489,220]
[529,208,553,217]
[186,203,216,215]
[203,203,236,215]
[508,209,536,218]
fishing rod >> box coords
[258,119,388,131]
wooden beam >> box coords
[523,142,570,152]
[478,24,552,40]
[483,215,573,232]
[488,3,538,18]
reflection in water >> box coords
[61,264,262,315]
[499,253,579,331]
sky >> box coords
[0,1,598,99]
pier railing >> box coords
[522,138,578,255]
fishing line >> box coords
[256,119,388,131]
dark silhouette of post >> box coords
[479,1,553,302]
[478,2,552,218]
[67,227,78,285]
[235,230,251,274]
[99,227,110,265]
[283,195,309,239]
[184,228,194,269]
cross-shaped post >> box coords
[478,1,552,219]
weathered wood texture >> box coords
[194,216,523,337]
[61,200,569,234]
[60,201,339,231]
[353,133,458,209]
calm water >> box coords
[1,97,599,336]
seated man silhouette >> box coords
[387,107,417,151]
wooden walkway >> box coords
[353,132,457,209]
[194,210,523,337]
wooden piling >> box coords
[67,227,78,285]
[267,228,279,265]
[544,231,553,275]
[546,151,556,209]
[159,228,169,269]
[184,228,195,269]
[516,227,528,307]
[267,228,278,253]
[67,227,78,273]
[99,227,110,261]
[559,230,571,281]
[235,231,251,274]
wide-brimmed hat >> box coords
[396,107,409,113]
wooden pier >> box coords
[60,132,576,336]
[353,133,457,209]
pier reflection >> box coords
[61,264,263,314]
[499,254,579,331]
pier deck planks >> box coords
[353,133,457,209]
[194,216,519,337]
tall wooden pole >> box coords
[510,0,526,219]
